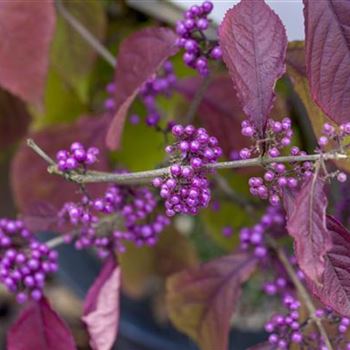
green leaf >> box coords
[112,102,165,171]
[118,229,198,298]
[201,173,253,251]
[32,69,87,128]
[50,0,106,103]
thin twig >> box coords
[184,75,212,123]
[27,139,56,166]
[270,239,334,350]
[55,0,117,68]
[27,138,349,185]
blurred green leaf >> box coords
[111,100,165,171]
[50,0,106,103]
[119,228,198,299]
[32,69,87,128]
[201,172,253,251]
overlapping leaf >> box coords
[83,257,120,350]
[306,216,350,317]
[218,0,287,137]
[286,175,332,285]
[0,0,55,104]
[11,115,110,214]
[166,252,257,350]
[106,27,179,149]
[7,297,76,350]
[304,0,350,125]
[286,41,350,173]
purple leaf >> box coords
[11,114,110,215]
[0,0,55,104]
[218,0,287,137]
[286,174,332,285]
[7,297,76,350]
[106,27,179,150]
[83,256,121,350]
[306,215,350,316]
[304,0,350,125]
[166,252,257,350]
[0,89,31,149]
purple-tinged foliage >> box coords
[106,27,179,150]
[7,297,76,350]
[306,216,350,317]
[0,0,55,105]
[166,252,257,350]
[286,175,332,285]
[218,0,287,137]
[83,257,120,350]
[304,0,350,126]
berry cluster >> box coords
[265,295,304,348]
[153,124,222,217]
[58,181,169,257]
[56,142,99,172]
[239,205,285,259]
[0,219,58,304]
[176,1,222,76]
[240,118,313,205]
[133,61,177,127]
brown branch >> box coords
[27,138,349,186]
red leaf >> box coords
[11,115,110,214]
[83,257,121,350]
[166,252,257,350]
[0,0,55,104]
[177,76,248,157]
[306,216,350,316]
[304,0,350,125]
[286,175,332,285]
[106,27,179,149]
[218,0,287,137]
[0,89,31,149]
[7,297,76,350]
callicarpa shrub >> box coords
[0,0,350,349]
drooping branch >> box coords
[27,138,348,186]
